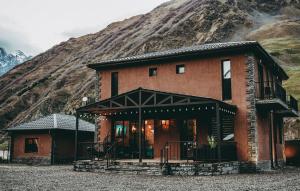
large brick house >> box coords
[76,41,298,171]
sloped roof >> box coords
[7,114,95,132]
[88,41,288,80]
[91,41,256,66]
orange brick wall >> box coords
[98,54,250,161]
[13,133,52,159]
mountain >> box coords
[0,47,31,76]
[0,0,300,137]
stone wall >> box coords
[164,161,240,176]
[74,160,240,176]
[245,55,258,163]
[13,156,51,165]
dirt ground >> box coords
[0,164,300,191]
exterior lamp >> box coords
[131,125,136,133]
[161,120,170,130]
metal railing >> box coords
[255,81,287,103]
[160,141,237,166]
[77,134,111,161]
[106,142,117,168]
[287,95,299,112]
[255,81,298,112]
[77,142,108,161]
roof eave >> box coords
[87,43,258,70]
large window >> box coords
[111,72,118,97]
[222,60,232,100]
[25,138,38,153]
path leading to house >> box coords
[0,165,300,191]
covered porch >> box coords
[75,88,237,164]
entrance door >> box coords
[180,119,197,159]
[113,120,155,159]
[144,120,154,158]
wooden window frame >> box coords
[221,59,232,101]
[176,64,185,74]
[111,72,119,97]
[149,67,157,77]
[24,138,39,153]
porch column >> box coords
[216,103,222,162]
[74,112,79,161]
[138,89,142,163]
[269,110,274,169]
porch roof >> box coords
[76,88,237,115]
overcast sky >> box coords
[0,0,169,55]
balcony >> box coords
[287,95,299,112]
[255,81,298,114]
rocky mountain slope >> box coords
[0,0,299,136]
[0,48,31,76]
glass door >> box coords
[144,120,154,158]
[180,119,197,159]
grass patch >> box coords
[259,36,300,66]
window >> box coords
[222,60,232,100]
[149,68,157,77]
[176,65,185,74]
[25,138,38,153]
[111,72,118,97]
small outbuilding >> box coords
[7,114,94,165]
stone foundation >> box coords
[74,160,240,176]
[13,156,51,165]
[164,161,240,176]
[240,160,286,172]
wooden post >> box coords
[269,110,274,169]
[138,89,142,163]
[10,134,14,163]
[216,103,222,162]
[50,130,55,165]
[74,112,79,161]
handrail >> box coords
[160,141,196,166]
[77,134,111,161]
[288,95,299,112]
[106,141,118,168]
[255,81,287,102]
[160,141,237,166]
[255,81,298,112]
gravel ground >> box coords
[0,164,300,191]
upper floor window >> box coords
[25,138,38,153]
[222,60,232,100]
[111,72,118,97]
[176,64,185,74]
[149,67,157,77]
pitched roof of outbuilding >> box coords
[7,114,95,132]
[88,41,288,80]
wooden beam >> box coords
[270,110,274,169]
[125,95,139,106]
[216,103,222,162]
[142,94,155,106]
[138,90,142,163]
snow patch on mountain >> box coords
[0,47,31,76]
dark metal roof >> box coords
[7,114,95,132]
[88,41,288,80]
